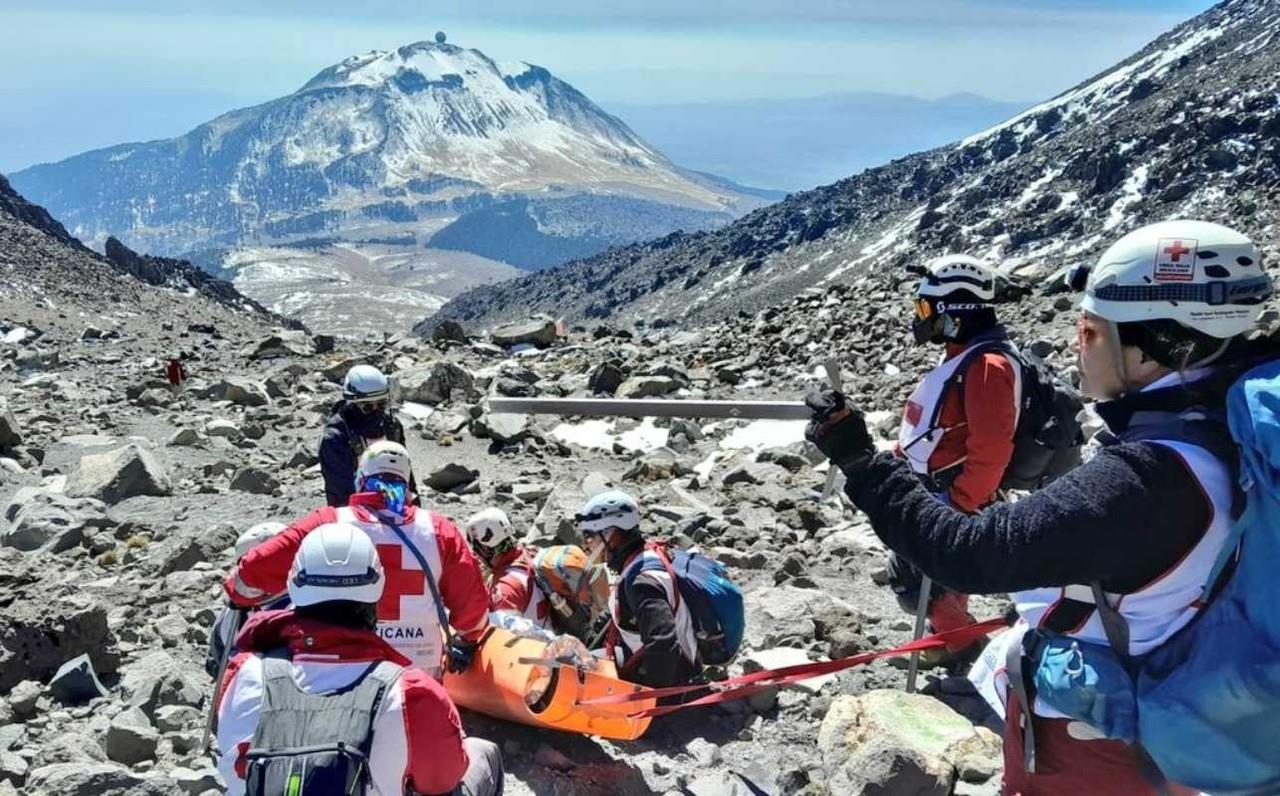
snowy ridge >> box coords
[435,0,1280,329]
[10,41,767,261]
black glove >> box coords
[804,390,875,474]
[445,637,479,674]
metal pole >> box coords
[820,358,844,501]
[488,397,812,421]
[202,607,247,754]
[906,575,932,694]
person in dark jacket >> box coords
[804,220,1271,796]
[320,364,416,507]
[578,490,700,688]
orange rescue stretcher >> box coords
[443,625,655,741]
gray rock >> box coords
[202,419,242,440]
[7,679,41,718]
[153,705,201,733]
[166,429,201,447]
[399,362,477,405]
[616,375,681,399]
[25,762,180,796]
[168,767,222,795]
[422,463,479,493]
[284,443,318,469]
[4,493,111,553]
[31,731,107,767]
[491,316,559,348]
[0,597,120,692]
[0,398,22,449]
[105,707,159,765]
[66,444,172,504]
[586,362,625,395]
[242,333,311,360]
[0,750,26,786]
[120,651,204,717]
[157,525,238,575]
[817,691,1002,796]
[475,412,531,443]
[206,378,269,406]
[48,653,108,705]
[229,467,280,495]
[429,319,469,344]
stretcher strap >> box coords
[577,616,1007,711]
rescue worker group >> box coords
[208,219,1280,796]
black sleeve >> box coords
[844,442,1213,595]
[627,578,695,687]
[319,427,355,508]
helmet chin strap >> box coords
[1184,338,1232,371]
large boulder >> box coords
[241,332,311,360]
[66,444,171,503]
[48,653,108,705]
[119,651,205,717]
[398,362,477,405]
[491,316,559,348]
[0,596,120,693]
[422,463,479,493]
[229,467,281,495]
[105,707,159,765]
[473,412,532,443]
[616,376,682,399]
[587,362,626,396]
[205,377,269,406]
[3,493,111,552]
[430,319,469,344]
[817,690,1002,796]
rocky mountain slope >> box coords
[0,176,281,327]
[434,0,1280,330]
[9,41,770,271]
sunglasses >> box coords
[352,398,388,415]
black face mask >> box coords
[912,314,943,346]
[344,404,387,439]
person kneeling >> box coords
[216,522,503,796]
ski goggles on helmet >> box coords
[913,297,934,321]
[351,397,388,415]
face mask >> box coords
[346,406,387,439]
[361,474,408,516]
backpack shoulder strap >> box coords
[927,340,1018,430]
[386,519,452,644]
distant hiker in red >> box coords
[165,357,187,395]
[888,254,1020,662]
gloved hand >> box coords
[446,637,479,674]
[804,390,875,474]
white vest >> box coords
[898,342,1021,476]
[973,435,1236,719]
[610,549,698,667]
[335,506,446,678]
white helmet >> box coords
[917,254,997,302]
[465,507,514,550]
[288,523,384,608]
[343,365,390,403]
[1080,220,1272,338]
[235,521,287,560]
[357,440,413,484]
[576,490,641,535]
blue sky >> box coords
[0,0,1215,172]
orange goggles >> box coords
[913,298,934,321]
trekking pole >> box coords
[905,576,932,694]
[820,358,846,502]
[202,606,247,754]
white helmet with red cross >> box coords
[1080,220,1272,338]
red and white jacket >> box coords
[488,547,551,629]
[226,494,490,678]
[216,610,470,796]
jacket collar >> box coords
[944,325,1010,361]
[1095,368,1219,437]
[234,609,411,665]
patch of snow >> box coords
[718,419,808,452]
[1104,164,1149,231]
[397,402,435,422]
[549,418,668,453]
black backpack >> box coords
[943,341,1084,491]
[243,656,401,796]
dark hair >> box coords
[1119,320,1280,407]
[295,601,379,631]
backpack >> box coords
[945,341,1084,491]
[626,544,745,666]
[530,545,610,632]
[1025,359,1280,794]
[243,656,401,796]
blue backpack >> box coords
[1029,360,1280,794]
[627,544,745,666]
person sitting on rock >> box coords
[226,441,490,679]
[579,490,701,688]
[464,507,609,640]
[216,522,504,796]
[887,254,1021,665]
[805,220,1270,796]
[320,364,417,507]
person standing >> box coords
[321,364,416,507]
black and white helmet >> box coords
[917,255,997,302]
[465,508,514,550]
[576,490,641,535]
[342,365,390,403]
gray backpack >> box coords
[244,656,402,796]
